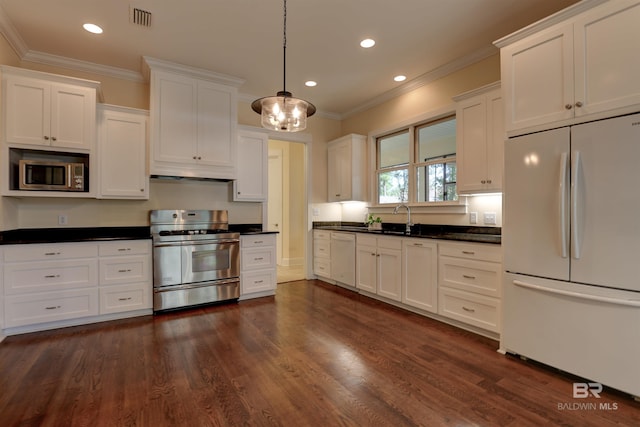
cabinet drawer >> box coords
[241,246,276,270]
[99,255,151,286]
[4,259,99,294]
[313,230,331,240]
[377,236,402,250]
[439,242,502,262]
[241,234,276,248]
[4,242,98,262]
[99,283,151,314]
[438,287,500,333]
[357,234,377,247]
[314,257,331,277]
[439,256,501,298]
[313,240,331,259]
[241,269,277,294]
[5,288,99,328]
[99,240,150,256]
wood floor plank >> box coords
[1,279,639,426]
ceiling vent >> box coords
[130,5,152,27]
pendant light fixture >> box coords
[251,0,315,132]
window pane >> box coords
[378,168,408,204]
[416,161,457,202]
[417,117,456,161]
[378,131,410,168]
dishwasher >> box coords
[330,232,356,288]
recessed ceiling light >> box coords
[83,23,103,34]
[394,75,407,82]
[305,81,317,87]
[360,38,375,48]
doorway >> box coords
[268,139,306,283]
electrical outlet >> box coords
[469,212,477,224]
[483,212,497,225]
[58,214,68,225]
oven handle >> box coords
[153,239,239,248]
[154,278,239,292]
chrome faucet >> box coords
[393,203,412,233]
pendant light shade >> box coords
[252,0,315,132]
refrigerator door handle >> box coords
[571,151,582,260]
[558,152,568,258]
[512,280,640,307]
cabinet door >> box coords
[356,244,377,293]
[402,240,438,313]
[50,83,95,150]
[4,76,50,146]
[98,108,148,199]
[456,95,488,193]
[234,130,268,201]
[377,246,402,302]
[573,0,640,117]
[196,80,236,170]
[327,140,350,201]
[151,71,198,165]
[485,91,504,191]
[501,24,574,133]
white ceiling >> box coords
[0,0,579,118]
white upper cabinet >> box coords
[454,83,503,194]
[2,66,98,151]
[327,134,367,202]
[234,129,268,202]
[145,57,244,180]
[497,0,640,136]
[97,105,149,199]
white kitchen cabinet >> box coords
[402,238,438,313]
[97,105,149,199]
[1,66,98,151]
[327,134,367,202]
[454,83,503,194]
[497,0,640,135]
[145,57,244,180]
[356,235,402,302]
[313,230,331,279]
[233,129,268,201]
[98,240,152,314]
[330,232,356,287]
[240,234,277,299]
[438,241,502,333]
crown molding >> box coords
[0,3,28,58]
[340,44,498,120]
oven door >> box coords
[181,239,239,284]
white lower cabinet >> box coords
[402,238,438,313]
[438,242,502,333]
[356,235,402,302]
[240,234,277,299]
[2,240,152,333]
[313,230,331,279]
[98,240,152,314]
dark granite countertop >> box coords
[0,226,152,245]
[229,224,279,235]
[313,221,501,244]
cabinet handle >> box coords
[197,156,202,160]
[117,248,132,252]
[254,257,264,261]
[44,135,49,140]
[575,101,583,108]
[335,194,341,197]
[462,306,476,313]
[118,269,132,273]
[141,188,145,192]
[254,241,263,244]
[118,297,132,301]
[565,104,573,110]
[481,180,486,184]
[462,251,475,255]
[463,274,476,279]
[45,305,61,310]
[486,179,492,184]
[44,274,61,279]
[370,253,376,257]
[51,136,57,141]
[44,252,61,256]
[254,280,264,284]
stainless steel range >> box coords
[150,209,240,312]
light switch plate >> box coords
[469,212,477,224]
[483,212,497,225]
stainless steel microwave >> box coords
[19,159,86,191]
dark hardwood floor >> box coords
[1,280,639,426]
